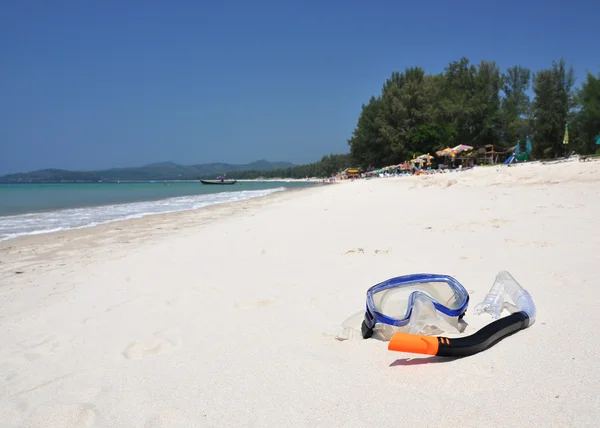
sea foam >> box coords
[0,187,285,242]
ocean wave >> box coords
[0,187,286,242]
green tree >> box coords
[348,96,390,167]
[408,123,456,155]
[224,154,355,179]
[350,67,436,165]
[573,70,600,154]
[501,65,532,145]
[531,58,576,157]
[472,60,503,146]
[438,57,477,145]
[343,55,586,171]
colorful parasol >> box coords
[418,153,433,166]
[451,144,474,154]
[436,147,454,157]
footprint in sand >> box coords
[121,330,181,361]
[20,403,104,428]
[11,334,63,364]
[343,248,364,255]
[489,218,511,228]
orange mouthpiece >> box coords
[388,332,439,355]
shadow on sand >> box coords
[389,356,460,366]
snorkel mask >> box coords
[380,271,537,358]
[361,273,470,339]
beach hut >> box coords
[472,145,509,165]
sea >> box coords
[0,181,314,242]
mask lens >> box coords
[371,281,465,321]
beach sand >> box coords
[1,160,600,427]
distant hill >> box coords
[0,160,296,183]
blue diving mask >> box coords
[361,273,470,339]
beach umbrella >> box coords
[515,141,521,155]
[451,144,474,154]
[419,154,433,166]
[563,123,569,157]
[525,137,532,153]
[436,148,454,157]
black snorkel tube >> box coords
[387,271,536,358]
[388,311,531,357]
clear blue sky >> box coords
[1,0,598,174]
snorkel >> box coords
[387,271,536,357]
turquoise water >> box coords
[0,181,313,241]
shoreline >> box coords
[0,182,315,245]
[0,184,320,281]
[0,182,320,243]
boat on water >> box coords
[199,176,237,185]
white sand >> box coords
[1,160,600,427]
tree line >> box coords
[348,57,599,168]
[233,57,599,179]
[224,153,352,179]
